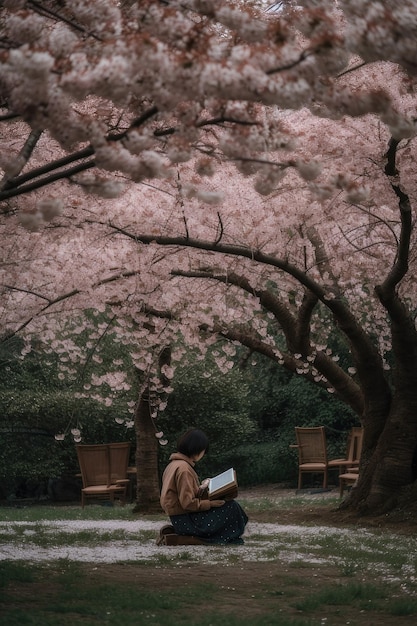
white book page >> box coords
[209,468,235,494]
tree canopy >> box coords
[1,1,417,514]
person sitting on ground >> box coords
[159,428,248,544]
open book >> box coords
[207,468,238,500]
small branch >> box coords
[337,61,367,78]
[142,304,174,321]
[197,116,258,128]
[1,284,51,302]
[182,213,190,240]
[266,49,312,75]
[1,288,79,340]
[110,106,159,142]
[28,0,102,41]
[233,156,289,169]
[93,270,138,286]
[0,112,21,121]
[214,212,224,245]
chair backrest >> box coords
[346,427,363,464]
[76,444,110,488]
[295,426,327,464]
[108,442,130,482]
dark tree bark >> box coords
[132,385,161,513]
[133,346,172,513]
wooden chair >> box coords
[328,427,363,475]
[292,426,329,490]
[76,443,130,508]
[339,467,359,497]
[108,442,131,502]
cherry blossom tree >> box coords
[1,1,417,514]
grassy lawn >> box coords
[1,491,417,625]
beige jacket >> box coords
[160,452,211,515]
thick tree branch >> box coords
[0,112,21,121]
[374,138,417,407]
[172,267,298,344]
[0,129,43,192]
[376,139,412,308]
[0,160,97,200]
[1,146,94,193]
[384,138,400,177]
[105,222,368,326]
[105,220,390,418]
[173,267,364,414]
[0,105,261,201]
[297,290,319,354]
[0,107,161,201]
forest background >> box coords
[0,327,358,501]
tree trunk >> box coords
[345,401,417,514]
[132,386,161,513]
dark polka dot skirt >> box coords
[170,500,248,544]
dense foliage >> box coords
[0,334,136,499]
[0,333,359,498]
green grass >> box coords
[0,504,147,522]
[238,495,340,513]
[0,560,316,626]
[388,598,417,616]
[0,524,157,548]
[293,581,387,612]
[1,558,411,626]
[1,495,417,625]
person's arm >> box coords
[176,467,223,511]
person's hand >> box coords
[210,499,225,508]
[197,486,208,498]
[197,478,211,499]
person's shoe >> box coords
[161,533,208,546]
[164,533,179,545]
[156,524,176,546]
[174,535,208,545]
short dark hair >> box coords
[177,428,209,457]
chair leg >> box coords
[339,475,357,497]
[340,476,349,498]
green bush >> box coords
[0,333,136,499]
[0,326,363,497]
[0,389,135,500]
[246,357,359,458]
[206,440,297,486]
[158,359,256,474]
[156,350,361,485]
